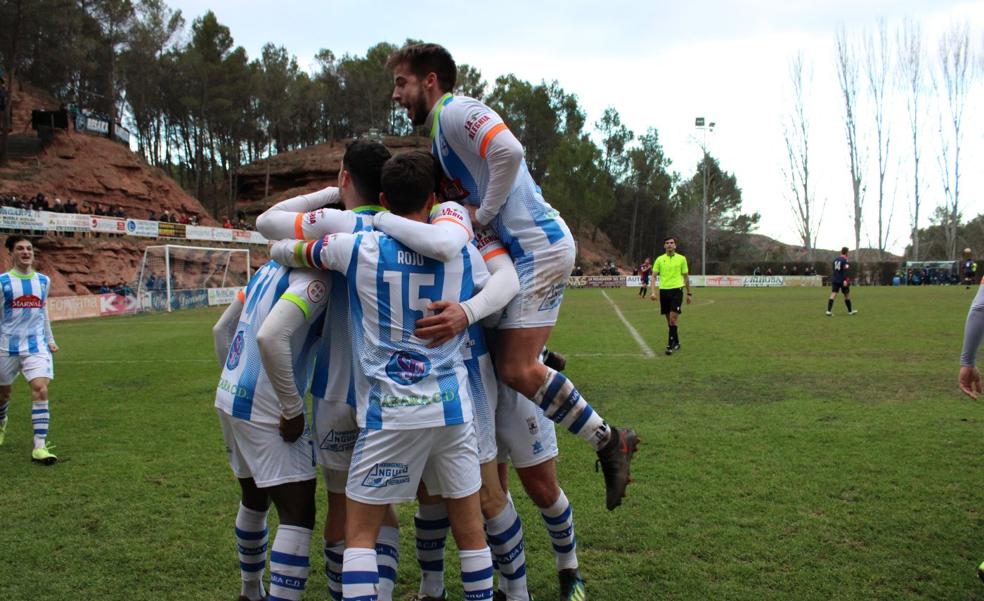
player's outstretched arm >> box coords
[415,250,517,347]
[959,284,984,399]
[372,201,472,262]
[255,187,342,240]
[256,300,308,440]
[212,296,244,368]
[473,130,523,227]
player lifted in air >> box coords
[826,247,857,316]
[273,152,497,601]
[387,42,638,511]
[0,235,59,464]
[212,258,330,601]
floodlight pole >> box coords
[694,117,715,277]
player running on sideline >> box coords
[649,237,691,355]
[826,247,857,316]
[956,273,984,584]
[212,260,330,601]
[387,42,638,511]
[274,152,497,601]
[0,235,59,463]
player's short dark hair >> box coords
[664,236,677,244]
[840,246,849,254]
[386,43,457,92]
[343,140,392,203]
[5,235,32,252]
[381,152,435,216]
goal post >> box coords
[136,244,251,312]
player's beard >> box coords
[410,94,430,127]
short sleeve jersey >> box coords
[0,270,51,356]
[654,254,688,290]
[318,230,490,430]
[431,94,570,261]
[215,261,330,424]
[832,256,850,284]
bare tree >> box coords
[935,21,974,260]
[865,20,892,259]
[896,19,924,260]
[835,28,865,261]
[782,52,824,261]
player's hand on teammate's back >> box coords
[959,366,982,400]
[48,342,59,353]
[279,413,305,442]
[415,301,468,348]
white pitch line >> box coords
[58,358,214,364]
[600,291,655,358]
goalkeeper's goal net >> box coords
[136,245,251,313]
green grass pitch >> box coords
[0,286,981,600]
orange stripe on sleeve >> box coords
[479,123,509,158]
[482,247,508,262]
[294,212,305,240]
[432,216,473,238]
[236,289,245,303]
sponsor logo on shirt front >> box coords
[11,294,43,309]
[385,350,432,385]
[226,331,245,370]
[362,462,410,488]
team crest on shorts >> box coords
[527,416,539,435]
[362,462,410,488]
[385,351,432,385]
[226,331,245,370]
[320,429,357,452]
[538,283,566,312]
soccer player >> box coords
[639,257,652,298]
[212,259,331,601]
[0,235,59,463]
[826,247,857,316]
[387,42,637,511]
[956,274,984,584]
[962,248,977,289]
[649,236,691,356]
[274,153,496,601]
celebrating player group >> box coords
[212,43,639,601]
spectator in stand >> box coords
[147,211,156,221]
[160,209,171,223]
[222,216,232,229]
[792,265,799,276]
[766,267,773,276]
[32,194,48,212]
[189,215,199,226]
[178,213,189,225]
[64,199,78,214]
[51,198,63,213]
[113,205,125,219]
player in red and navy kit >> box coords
[0,235,59,464]
[826,247,857,316]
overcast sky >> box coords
[167,0,984,255]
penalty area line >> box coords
[600,291,655,359]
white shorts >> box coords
[218,409,317,488]
[346,422,481,505]
[0,353,53,386]
[498,236,576,329]
[465,353,498,464]
[313,399,359,471]
[495,383,558,468]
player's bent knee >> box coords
[479,480,507,518]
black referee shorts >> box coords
[659,288,684,315]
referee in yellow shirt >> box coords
[649,236,691,355]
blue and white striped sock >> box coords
[269,524,311,601]
[460,547,494,601]
[539,490,578,571]
[325,539,345,601]
[342,547,378,601]
[235,504,268,601]
[415,502,448,598]
[486,501,529,600]
[31,400,49,449]
[375,526,400,601]
[533,368,609,450]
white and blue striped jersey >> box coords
[430,94,573,262]
[0,270,52,356]
[215,261,329,425]
[314,231,490,430]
